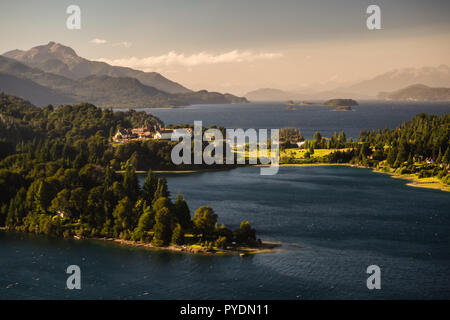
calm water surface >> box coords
[131,101,450,139]
[1,166,449,299]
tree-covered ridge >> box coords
[0,93,257,250]
[279,113,450,186]
[0,92,162,142]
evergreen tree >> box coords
[153,177,170,202]
[34,180,53,214]
[193,206,218,242]
[171,223,184,245]
[142,169,158,203]
[174,193,192,230]
[6,188,27,228]
[103,166,115,190]
[123,166,139,200]
[133,204,154,241]
[386,146,397,166]
[112,196,135,238]
[151,207,173,246]
[234,221,257,245]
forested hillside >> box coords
[0,94,254,250]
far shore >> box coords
[120,162,449,192]
[257,163,450,192]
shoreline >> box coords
[257,163,450,192]
[0,228,282,256]
[124,162,448,192]
[85,237,282,256]
[372,169,450,192]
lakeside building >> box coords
[113,128,138,142]
[113,126,192,143]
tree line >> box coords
[0,93,257,249]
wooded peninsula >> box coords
[0,92,449,255]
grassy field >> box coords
[235,147,348,162]
[281,148,343,160]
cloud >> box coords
[96,50,283,71]
[112,41,132,48]
[90,38,107,44]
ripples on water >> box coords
[1,166,450,299]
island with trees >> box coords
[323,98,359,107]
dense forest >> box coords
[279,113,450,185]
[0,93,256,250]
[1,92,449,249]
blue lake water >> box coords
[132,101,450,139]
[1,166,449,299]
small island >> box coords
[299,101,315,106]
[323,98,359,107]
[333,106,353,111]
[285,100,296,105]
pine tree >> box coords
[142,170,158,203]
[386,146,397,166]
[35,180,53,214]
[171,223,184,245]
[174,193,192,230]
[123,165,139,201]
[103,166,115,190]
[112,196,134,238]
[151,207,173,246]
[153,177,170,203]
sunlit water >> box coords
[1,166,449,299]
[128,101,450,139]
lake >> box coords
[125,101,450,139]
[1,166,449,299]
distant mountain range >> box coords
[338,65,450,97]
[3,42,190,94]
[245,88,297,101]
[0,42,247,107]
[245,88,371,101]
[378,84,450,101]
[246,65,450,101]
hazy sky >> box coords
[1,0,449,94]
